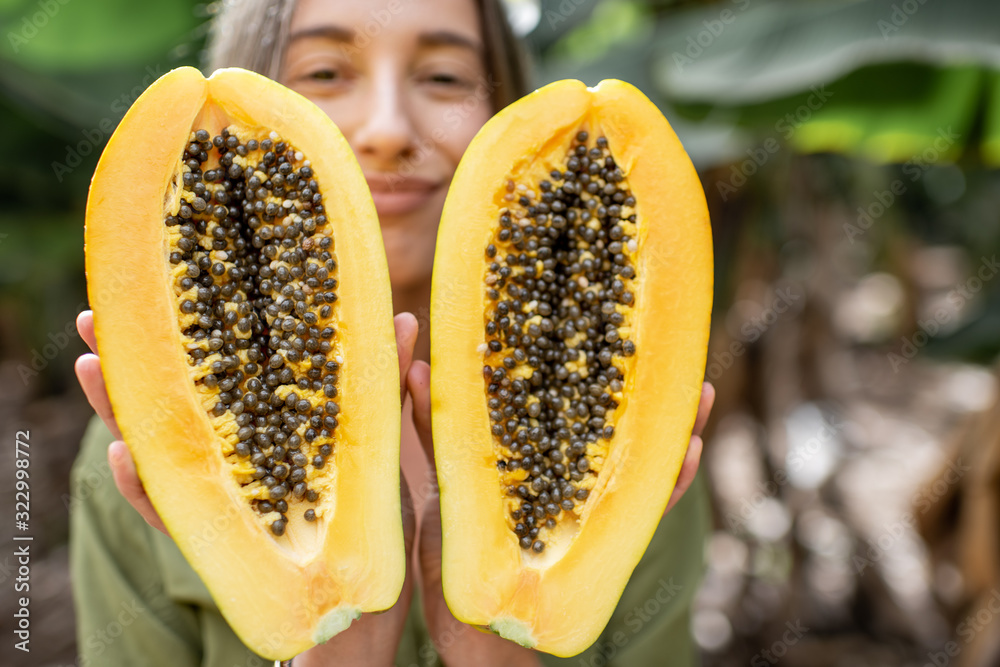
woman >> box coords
[71,0,715,664]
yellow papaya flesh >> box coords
[85,67,402,660]
[431,79,712,656]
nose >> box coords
[353,66,418,169]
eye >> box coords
[429,72,461,85]
[309,68,340,81]
[419,70,476,96]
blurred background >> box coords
[2,0,999,664]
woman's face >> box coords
[281,0,494,295]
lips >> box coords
[365,173,443,217]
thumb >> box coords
[393,313,419,405]
[108,441,169,535]
[406,360,434,465]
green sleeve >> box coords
[69,415,434,667]
[70,416,265,667]
[396,473,709,667]
[70,414,707,667]
[538,471,710,667]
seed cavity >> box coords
[484,130,638,552]
[167,126,338,536]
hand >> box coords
[75,309,422,666]
[405,362,714,665]
[295,312,419,666]
[294,467,416,667]
[666,380,715,515]
[406,360,543,666]
[75,310,169,534]
[75,310,421,532]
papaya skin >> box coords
[430,79,713,656]
[84,66,402,660]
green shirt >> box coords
[70,416,708,666]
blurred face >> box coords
[281,0,494,294]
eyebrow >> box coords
[288,25,482,54]
[288,25,354,43]
[418,30,482,54]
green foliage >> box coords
[0,0,207,392]
[1,0,208,70]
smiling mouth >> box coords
[365,175,443,217]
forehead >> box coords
[290,0,483,47]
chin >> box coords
[380,214,439,294]
[384,241,432,293]
[388,264,427,290]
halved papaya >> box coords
[430,79,712,656]
[85,67,402,660]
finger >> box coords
[108,440,169,535]
[692,382,716,438]
[75,354,122,440]
[394,313,418,404]
[77,310,97,354]
[399,471,416,556]
[406,360,434,464]
[664,435,703,515]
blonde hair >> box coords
[205,0,530,111]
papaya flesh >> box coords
[431,79,712,656]
[84,67,402,660]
